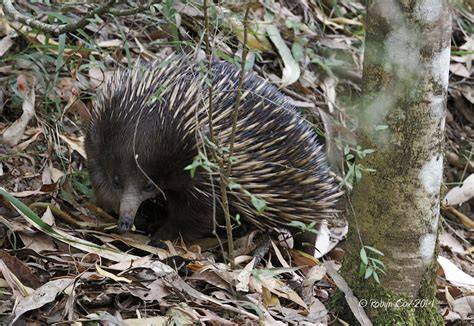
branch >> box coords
[226,3,251,177]
[203,0,236,269]
[1,0,155,35]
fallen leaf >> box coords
[438,256,474,290]
[443,174,474,206]
[450,63,471,78]
[439,229,466,254]
[97,39,123,48]
[0,260,32,298]
[236,257,255,292]
[324,260,373,326]
[59,134,87,159]
[11,278,74,324]
[0,35,14,57]
[96,264,132,283]
[266,24,301,86]
[451,295,474,319]
[1,77,35,146]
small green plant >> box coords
[185,157,267,215]
[287,220,318,234]
[248,191,266,215]
[184,150,218,177]
[359,245,385,283]
[342,145,376,190]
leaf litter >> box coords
[0,0,472,324]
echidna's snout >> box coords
[118,186,148,232]
[118,215,134,231]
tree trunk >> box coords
[341,1,451,323]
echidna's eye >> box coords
[112,176,120,188]
[143,182,155,192]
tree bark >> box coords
[341,0,451,323]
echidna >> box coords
[85,55,341,252]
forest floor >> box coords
[0,1,472,324]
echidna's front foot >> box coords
[149,222,181,248]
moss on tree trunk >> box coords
[338,1,451,324]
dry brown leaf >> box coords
[174,1,203,17]
[451,296,474,319]
[324,260,373,326]
[7,190,47,197]
[331,16,363,26]
[189,268,233,290]
[108,256,174,275]
[250,271,307,308]
[18,231,57,253]
[450,63,471,78]
[0,250,41,289]
[15,128,43,152]
[124,316,171,325]
[438,256,474,289]
[59,134,87,159]
[96,264,132,283]
[97,39,123,48]
[0,35,14,57]
[130,278,171,301]
[0,260,33,298]
[236,257,255,292]
[11,278,74,324]
[439,229,465,255]
[1,76,35,147]
[89,66,106,89]
[306,297,329,324]
[218,6,272,52]
[443,174,474,206]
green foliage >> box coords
[248,191,266,215]
[234,213,241,226]
[184,150,218,177]
[287,220,318,234]
[185,154,267,215]
[69,171,93,198]
[359,245,385,283]
[341,145,376,190]
[147,85,166,105]
[158,0,180,48]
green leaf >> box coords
[184,157,201,178]
[359,262,366,277]
[228,181,241,191]
[234,213,241,226]
[364,266,374,279]
[73,179,93,198]
[365,245,384,256]
[355,168,362,181]
[287,220,307,229]
[369,258,385,268]
[373,271,380,283]
[250,195,266,215]
[291,42,304,62]
[360,247,368,265]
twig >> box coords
[226,4,251,177]
[203,0,236,269]
[1,0,156,35]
